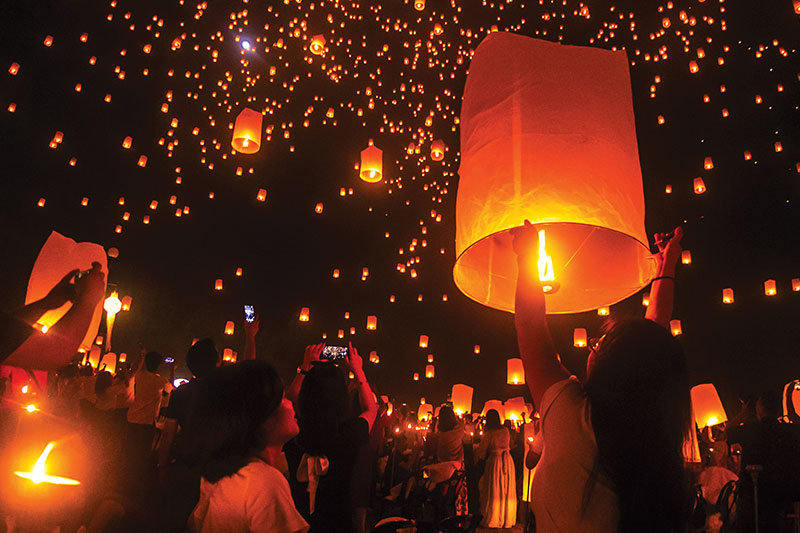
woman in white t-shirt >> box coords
[512,222,693,533]
[184,360,308,533]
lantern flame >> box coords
[15,442,80,485]
[536,230,559,293]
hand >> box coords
[346,342,364,374]
[302,343,324,371]
[653,226,683,269]
[511,220,539,257]
[74,262,105,306]
[244,314,260,337]
[43,269,79,308]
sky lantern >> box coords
[681,250,692,265]
[360,139,383,183]
[369,351,379,363]
[474,345,480,354]
[597,306,610,316]
[224,321,234,335]
[257,188,267,202]
[366,315,377,330]
[427,354,434,363]
[419,335,428,348]
[430,139,445,161]
[722,288,734,304]
[418,402,433,421]
[481,400,505,422]
[214,279,223,291]
[693,178,706,194]
[121,295,132,311]
[425,364,435,378]
[231,107,263,154]
[764,279,776,296]
[792,278,800,292]
[507,358,525,385]
[414,0,425,10]
[691,383,727,428]
[413,372,419,381]
[122,136,132,149]
[454,34,656,314]
[573,328,587,347]
[504,397,528,422]
[703,157,714,170]
[670,319,682,336]
[309,34,326,55]
[451,384,474,415]
[299,307,310,321]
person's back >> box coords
[127,355,170,425]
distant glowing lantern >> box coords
[689,60,699,73]
[474,345,480,354]
[703,157,714,170]
[430,139,445,161]
[309,34,326,55]
[418,402,433,421]
[681,250,692,265]
[481,400,505,422]
[235,267,242,277]
[413,372,420,381]
[573,328,587,347]
[366,315,377,330]
[642,292,650,306]
[504,397,528,422]
[507,358,525,385]
[693,177,706,194]
[722,288,734,304]
[764,279,776,295]
[419,335,428,348]
[360,139,383,183]
[451,384,474,415]
[332,269,340,278]
[214,279,223,291]
[257,188,267,202]
[597,306,610,316]
[222,348,236,363]
[315,203,324,214]
[425,364,435,378]
[369,351,379,363]
[121,295,132,311]
[137,155,147,167]
[122,136,132,149]
[691,383,727,428]
[299,307,310,322]
[414,0,425,10]
[670,319,682,336]
[224,321,234,335]
[793,278,800,292]
[231,108,263,154]
[427,354,434,363]
[454,34,657,314]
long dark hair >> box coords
[183,360,284,483]
[484,409,503,431]
[584,318,692,532]
[437,405,458,432]
[296,362,352,455]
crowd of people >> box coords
[1,227,799,533]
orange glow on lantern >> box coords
[693,178,706,194]
[474,345,480,354]
[425,364,435,378]
[419,335,428,348]
[332,269,340,278]
[121,295,132,311]
[257,189,266,202]
[573,328,587,347]
[369,351,379,363]
[792,278,800,292]
[299,307,310,322]
[418,402,433,421]
[14,442,80,486]
[315,203,324,214]
[597,307,610,316]
[507,358,525,385]
[430,139,445,161]
[703,157,714,170]
[137,155,147,167]
[122,136,132,149]
[214,279,223,291]
[451,384,474,415]
[642,292,650,306]
[413,372,420,381]
[224,321,234,335]
[231,108,263,154]
[414,0,425,10]
[681,250,692,264]
[235,267,242,277]
[691,383,727,428]
[670,319,682,336]
[689,60,699,73]
[366,315,377,330]
[360,140,383,183]
[764,279,776,296]
[722,288,734,304]
[454,34,656,314]
[427,354,434,363]
[309,35,326,55]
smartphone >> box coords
[164,356,175,364]
[320,345,348,361]
[75,269,92,280]
[244,305,255,323]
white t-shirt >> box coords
[126,370,171,425]
[189,460,309,533]
[531,377,619,532]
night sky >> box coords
[0,0,798,414]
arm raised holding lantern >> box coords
[645,226,683,328]
[512,221,569,409]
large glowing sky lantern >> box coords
[454,33,656,314]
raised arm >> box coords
[5,264,105,370]
[645,226,683,328]
[243,314,259,361]
[512,221,569,409]
[285,343,324,406]
[347,342,378,431]
[11,269,79,325]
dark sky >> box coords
[0,0,798,414]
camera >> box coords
[320,346,348,361]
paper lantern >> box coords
[504,397,528,422]
[231,108,263,154]
[427,354,434,363]
[419,335,428,348]
[224,321,234,335]
[693,177,706,194]
[121,295,132,311]
[430,139,445,161]
[451,384,474,415]
[691,383,727,428]
[722,288,734,304]
[573,328,587,347]
[425,364,435,378]
[25,232,107,356]
[413,372,420,381]
[222,348,236,363]
[309,34,326,55]
[332,269,340,278]
[257,189,267,202]
[642,292,650,306]
[104,292,121,315]
[474,345,480,354]
[481,400,505,422]
[366,315,377,330]
[414,0,425,10]
[454,34,656,314]
[122,136,132,149]
[793,278,800,292]
[360,139,383,183]
[597,307,610,316]
[369,351,379,363]
[703,157,714,170]
[418,402,433,421]
[235,267,243,277]
[782,380,800,422]
[214,279,223,291]
[764,279,776,296]
[507,358,525,385]
[119,353,126,363]
[795,0,800,14]
[681,250,692,265]
[299,307,310,322]
[669,319,682,336]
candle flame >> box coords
[14,442,80,485]
[537,229,556,292]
